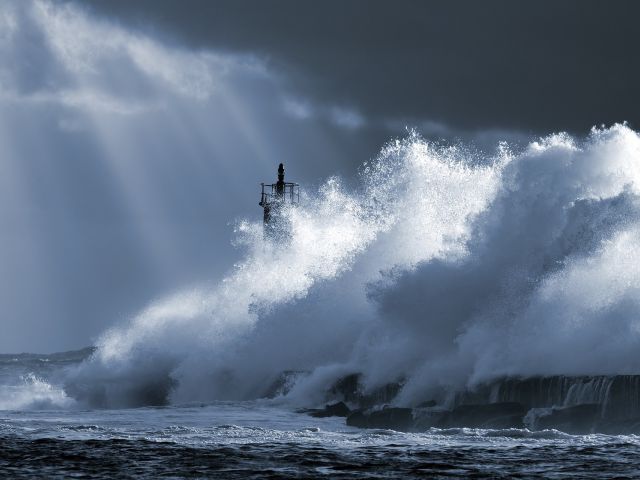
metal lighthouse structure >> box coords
[259,163,299,236]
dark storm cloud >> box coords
[78,0,640,134]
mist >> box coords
[62,123,640,409]
[3,0,640,411]
[0,0,381,352]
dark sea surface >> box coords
[2,352,640,479]
[3,403,640,479]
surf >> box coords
[60,124,640,413]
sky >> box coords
[1,0,639,353]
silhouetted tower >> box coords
[259,163,299,234]
[276,162,285,197]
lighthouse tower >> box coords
[259,163,299,235]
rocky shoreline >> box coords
[285,373,640,435]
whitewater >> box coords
[4,125,640,477]
[62,123,640,408]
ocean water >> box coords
[4,125,640,476]
[1,352,640,479]
[4,2,640,477]
[4,405,640,479]
[2,124,640,477]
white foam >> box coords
[67,124,640,408]
[0,373,74,411]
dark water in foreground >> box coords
[2,436,640,479]
[2,402,640,479]
[1,352,640,479]
[1,436,638,479]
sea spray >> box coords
[0,373,75,411]
[65,124,640,409]
[381,124,640,404]
[64,173,395,405]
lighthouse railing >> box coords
[260,182,300,206]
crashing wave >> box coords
[63,124,640,412]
